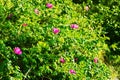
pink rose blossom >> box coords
[84,6,89,11]
[22,23,28,27]
[69,69,76,74]
[94,58,98,63]
[14,47,22,55]
[70,24,78,29]
[34,8,39,15]
[46,3,53,8]
[53,28,60,34]
[60,58,65,63]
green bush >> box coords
[72,0,120,79]
[0,0,113,80]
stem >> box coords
[0,53,8,60]
[23,67,32,80]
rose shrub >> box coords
[0,0,115,80]
[72,0,120,79]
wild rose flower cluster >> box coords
[12,3,97,75]
[94,57,98,63]
[53,24,79,34]
[69,69,76,74]
[46,3,53,8]
[34,8,39,15]
[14,47,22,55]
[22,23,28,27]
[84,6,89,11]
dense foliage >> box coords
[0,0,119,80]
[72,0,120,79]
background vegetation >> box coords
[0,0,119,80]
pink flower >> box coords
[53,28,60,34]
[69,69,76,74]
[34,8,39,15]
[60,58,65,63]
[46,3,53,8]
[70,24,78,29]
[84,6,89,11]
[22,23,28,27]
[94,58,98,63]
[14,47,22,55]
